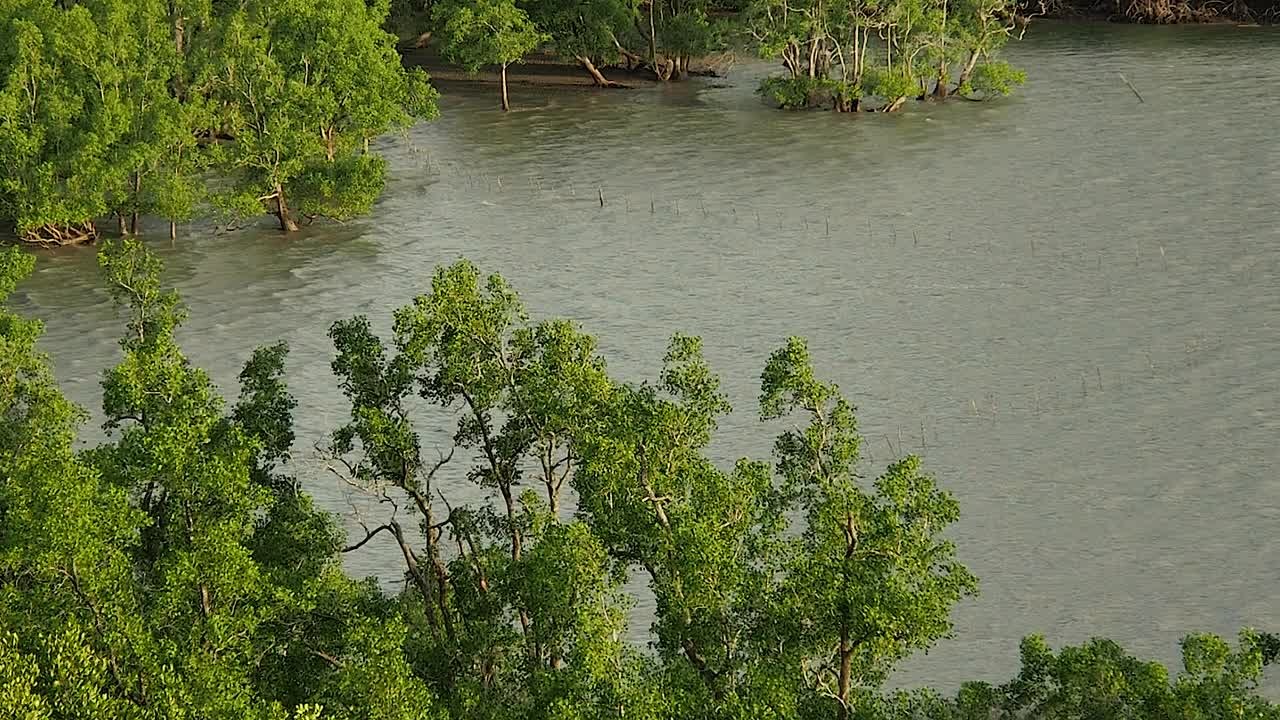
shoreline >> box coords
[399,47,681,91]
[400,14,1271,93]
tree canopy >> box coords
[0,0,438,244]
[2,242,1277,719]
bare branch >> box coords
[343,523,394,553]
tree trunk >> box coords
[648,1,659,80]
[955,50,980,92]
[575,55,615,87]
[169,220,177,242]
[837,624,852,719]
[932,75,950,98]
[500,63,510,111]
[276,187,299,232]
[130,173,141,234]
[117,213,127,236]
[390,521,442,642]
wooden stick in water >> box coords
[1119,73,1145,103]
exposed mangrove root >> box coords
[20,221,98,248]
[575,55,620,87]
[881,96,909,113]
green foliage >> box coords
[746,0,1025,111]
[324,260,978,718]
[758,76,833,109]
[3,247,1277,720]
[965,60,1027,97]
[520,0,632,63]
[0,1,127,240]
[866,67,919,106]
[432,0,544,108]
[0,240,433,717]
[0,0,438,241]
[196,0,438,229]
[433,0,545,71]
[854,631,1280,720]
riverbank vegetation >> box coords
[747,0,1029,110]
[1028,0,1278,23]
[3,240,1279,719]
[0,0,437,245]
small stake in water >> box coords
[1119,73,1145,103]
[1096,366,1103,391]
[497,176,502,190]
[598,187,605,207]
[755,210,760,228]
[625,197,630,213]
[913,229,919,247]
[651,197,655,214]
[1081,375,1088,398]
[1160,245,1167,270]
[1031,238,1036,256]
[675,200,680,215]
[826,217,830,237]
[700,199,707,217]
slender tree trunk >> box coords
[500,63,510,111]
[955,49,980,92]
[648,0,659,79]
[130,173,141,234]
[837,624,852,719]
[934,0,949,99]
[425,525,457,645]
[169,220,177,242]
[575,55,615,87]
[117,213,127,236]
[390,521,442,642]
[276,187,299,232]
